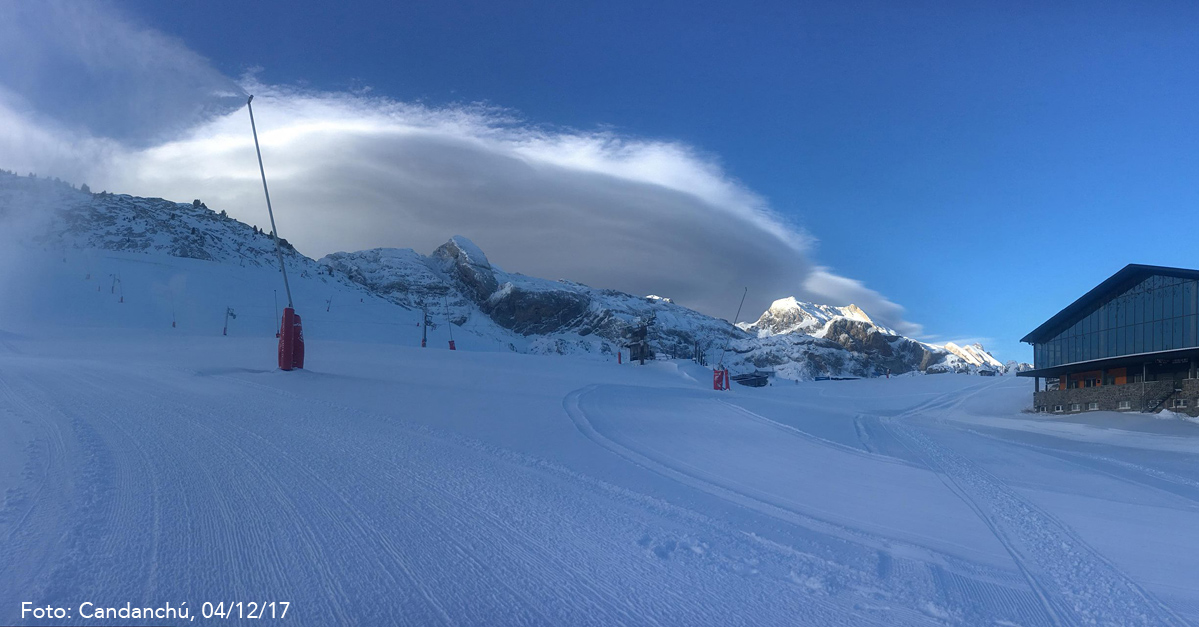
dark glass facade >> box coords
[1033,274,1199,369]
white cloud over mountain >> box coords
[0,0,922,336]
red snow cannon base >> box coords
[278,307,306,371]
[713,369,730,391]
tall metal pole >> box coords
[717,287,748,367]
[247,95,294,308]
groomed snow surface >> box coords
[3,251,1199,626]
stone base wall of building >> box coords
[1033,379,1199,416]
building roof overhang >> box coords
[1020,264,1199,345]
[1016,346,1199,377]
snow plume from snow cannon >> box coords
[0,0,246,146]
[0,173,90,327]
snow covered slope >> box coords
[2,327,1197,625]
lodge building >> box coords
[1019,264,1199,416]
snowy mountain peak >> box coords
[441,235,492,270]
[740,297,887,338]
[432,236,499,303]
[941,342,1005,370]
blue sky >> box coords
[7,0,1199,359]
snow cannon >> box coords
[278,308,305,370]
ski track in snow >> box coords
[3,357,936,627]
[876,384,1192,627]
[565,384,1060,626]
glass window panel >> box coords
[1164,318,1174,350]
[1106,328,1115,357]
[1155,289,1164,321]
[1117,327,1125,355]
[1186,316,1196,348]
[1174,285,1184,319]
[1134,294,1144,324]
[1186,282,1196,317]
[1154,320,1163,352]
[1173,317,1183,348]
[1134,324,1143,353]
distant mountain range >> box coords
[2,171,1029,380]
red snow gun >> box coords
[278,307,305,370]
[249,94,305,371]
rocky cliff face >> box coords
[325,236,744,362]
[821,318,943,374]
[323,235,988,378]
[432,236,499,304]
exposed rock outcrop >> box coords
[432,236,499,303]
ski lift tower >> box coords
[247,95,304,370]
[626,312,656,365]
